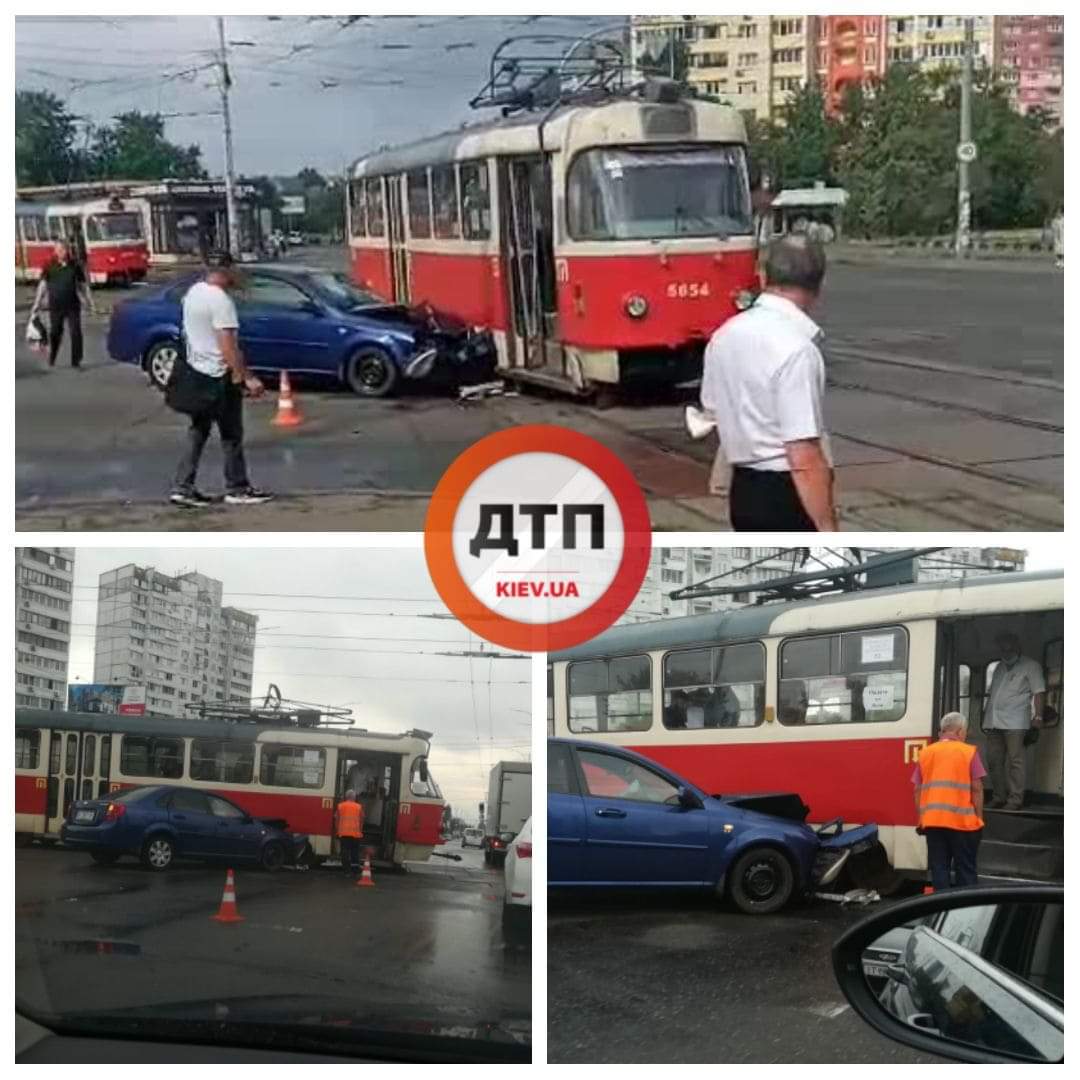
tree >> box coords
[750,84,839,191]
[304,181,345,239]
[90,112,205,181]
[297,167,327,191]
[15,90,84,186]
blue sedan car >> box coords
[106,264,494,398]
[60,785,310,872]
[549,739,879,914]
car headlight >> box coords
[624,295,649,319]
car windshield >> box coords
[86,213,143,242]
[567,145,753,241]
[305,271,382,310]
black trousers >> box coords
[48,306,83,367]
[925,827,982,890]
[339,836,361,875]
[729,467,817,531]
[172,381,250,494]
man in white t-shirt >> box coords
[700,235,836,531]
[985,632,1046,811]
[170,251,272,507]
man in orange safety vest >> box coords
[334,788,365,877]
[912,711,987,890]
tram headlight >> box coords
[625,294,649,320]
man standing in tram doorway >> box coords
[912,712,986,890]
[334,788,365,877]
[985,632,1045,811]
[699,234,837,532]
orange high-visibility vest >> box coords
[917,740,983,831]
[336,800,364,838]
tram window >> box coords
[779,627,908,725]
[65,734,77,775]
[568,655,652,733]
[407,169,432,239]
[410,757,440,798]
[81,779,93,800]
[460,161,491,240]
[82,734,96,777]
[349,179,367,237]
[100,735,110,780]
[16,730,40,770]
[957,664,972,722]
[663,642,765,728]
[119,735,184,779]
[191,738,254,784]
[21,216,41,242]
[97,781,109,798]
[547,665,555,737]
[260,744,326,789]
[431,164,460,239]
[366,178,385,237]
[63,779,74,818]
[47,778,58,818]
[49,734,61,775]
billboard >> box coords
[280,195,305,217]
[68,684,146,716]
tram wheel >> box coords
[345,346,399,398]
[727,846,796,915]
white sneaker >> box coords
[224,487,274,505]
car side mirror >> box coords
[832,885,1063,1064]
[677,786,702,810]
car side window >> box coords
[168,789,211,814]
[576,749,679,805]
[239,275,314,311]
[208,795,247,820]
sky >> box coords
[15,14,624,176]
[65,548,531,822]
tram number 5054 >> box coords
[667,281,711,299]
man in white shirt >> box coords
[700,235,836,531]
[170,251,272,507]
[984,632,1045,811]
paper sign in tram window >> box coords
[863,683,895,711]
[861,634,895,665]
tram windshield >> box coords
[86,213,143,242]
[567,145,752,241]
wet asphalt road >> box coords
[15,250,1062,531]
[547,889,948,1064]
[15,842,529,1053]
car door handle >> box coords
[594,808,627,819]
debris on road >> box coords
[813,888,882,906]
[458,380,511,402]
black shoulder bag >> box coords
[164,336,227,418]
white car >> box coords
[461,827,483,849]
[502,818,532,940]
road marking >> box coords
[807,1002,851,1019]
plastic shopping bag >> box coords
[25,314,48,353]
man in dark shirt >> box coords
[30,240,96,368]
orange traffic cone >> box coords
[355,850,375,888]
[271,371,303,428]
[211,868,245,922]
[922,885,935,895]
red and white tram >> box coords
[548,570,1063,875]
[15,709,446,867]
[347,84,758,393]
[15,196,149,286]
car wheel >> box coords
[145,340,181,390]
[261,842,285,872]
[727,846,796,915]
[345,346,399,398]
[141,834,175,871]
[91,850,121,865]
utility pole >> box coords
[955,16,976,257]
[216,16,240,258]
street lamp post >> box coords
[216,16,240,259]
[955,17,976,257]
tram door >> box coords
[386,175,410,303]
[499,156,557,370]
[45,729,111,836]
[335,751,401,863]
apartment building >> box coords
[15,547,76,711]
[997,15,1064,127]
[93,565,257,719]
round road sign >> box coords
[957,142,978,164]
